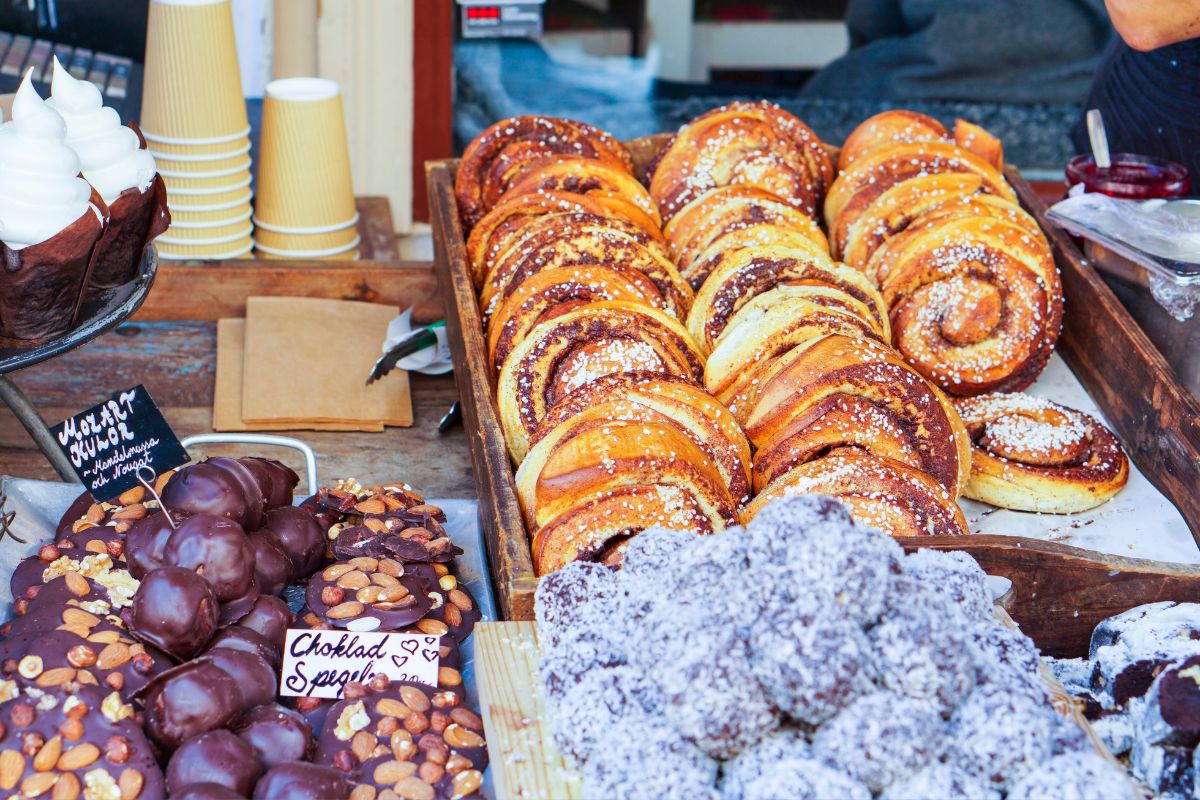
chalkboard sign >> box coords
[50,385,189,502]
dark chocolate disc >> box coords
[0,600,124,639]
[419,573,482,643]
[162,463,251,527]
[163,515,256,603]
[259,507,326,579]
[13,550,135,615]
[315,679,488,792]
[129,567,220,660]
[299,489,358,531]
[66,526,128,563]
[207,457,267,532]
[246,531,294,596]
[168,729,264,796]
[331,522,462,565]
[206,626,282,672]
[201,647,277,711]
[0,683,166,799]
[235,704,315,770]
[0,627,170,698]
[20,573,108,616]
[126,511,178,579]
[252,762,349,800]
[233,595,294,652]
[305,558,434,632]
[140,658,244,752]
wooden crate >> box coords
[427,147,1200,652]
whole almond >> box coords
[336,571,370,590]
[380,495,403,511]
[325,601,364,620]
[450,708,484,732]
[322,563,355,581]
[377,559,403,577]
[377,586,410,603]
[86,631,121,646]
[399,686,431,714]
[117,487,146,506]
[32,736,61,772]
[112,504,146,521]
[392,777,434,800]
[355,586,382,605]
[347,557,379,572]
[350,785,377,800]
[51,771,81,800]
[451,770,483,800]
[96,644,131,671]
[442,724,484,750]
[443,605,462,629]
[373,759,417,784]
[354,499,386,515]
[418,762,444,785]
[0,750,23,790]
[61,609,99,628]
[71,520,96,534]
[445,754,471,775]
[84,505,105,524]
[118,768,143,800]
[362,518,387,534]
[83,540,108,555]
[350,730,377,763]
[374,699,411,719]
[416,619,448,637]
[57,742,100,770]
[63,572,90,598]
[448,589,473,612]
[370,573,400,589]
[36,667,77,688]
[154,471,173,494]
[438,667,462,687]
[20,772,57,797]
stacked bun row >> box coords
[454,105,1130,576]
[0,463,487,799]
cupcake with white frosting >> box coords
[48,56,169,292]
[0,69,106,339]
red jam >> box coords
[1066,153,1191,200]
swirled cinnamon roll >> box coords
[742,334,971,496]
[872,213,1063,396]
[955,393,1129,513]
[704,284,889,403]
[650,100,834,222]
[663,186,829,285]
[466,191,664,289]
[486,264,673,374]
[479,211,691,323]
[744,449,969,538]
[496,301,705,463]
[837,110,949,170]
[825,139,1016,259]
[686,243,888,352]
[531,371,752,507]
[455,115,632,229]
[498,155,661,229]
[516,418,739,531]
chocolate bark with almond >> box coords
[0,628,170,699]
[304,558,435,633]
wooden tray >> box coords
[427,141,1200,650]
[474,618,1128,800]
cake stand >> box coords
[0,246,159,482]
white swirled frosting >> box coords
[0,70,96,250]
[47,56,156,205]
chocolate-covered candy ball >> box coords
[162,463,251,527]
[252,762,349,800]
[130,566,220,660]
[259,507,326,578]
[235,704,314,770]
[168,729,264,796]
[242,457,300,509]
[206,625,282,671]
[220,578,261,627]
[126,511,178,578]
[207,456,267,531]
[203,646,278,711]
[164,514,256,602]
[171,783,246,800]
[142,659,245,751]
[247,531,294,595]
[234,595,294,651]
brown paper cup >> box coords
[257,248,360,261]
[0,205,104,339]
[155,150,251,174]
[253,223,358,252]
[255,77,356,229]
[158,236,253,260]
[148,135,251,159]
[162,164,252,191]
[168,187,253,212]
[254,235,360,260]
[160,221,254,245]
[171,202,253,227]
[84,174,171,298]
[141,0,249,141]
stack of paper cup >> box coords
[140,0,253,260]
[254,78,359,260]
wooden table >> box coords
[0,197,476,500]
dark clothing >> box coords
[803,0,1112,105]
[1071,38,1200,191]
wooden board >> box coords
[427,147,1200,631]
[474,622,581,800]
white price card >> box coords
[279,629,441,699]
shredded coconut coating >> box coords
[549,665,663,767]
[582,715,720,800]
[897,548,994,622]
[812,691,947,792]
[1007,750,1137,800]
[869,602,975,712]
[880,762,1001,800]
[718,728,812,800]
[949,684,1061,788]
[737,757,872,800]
